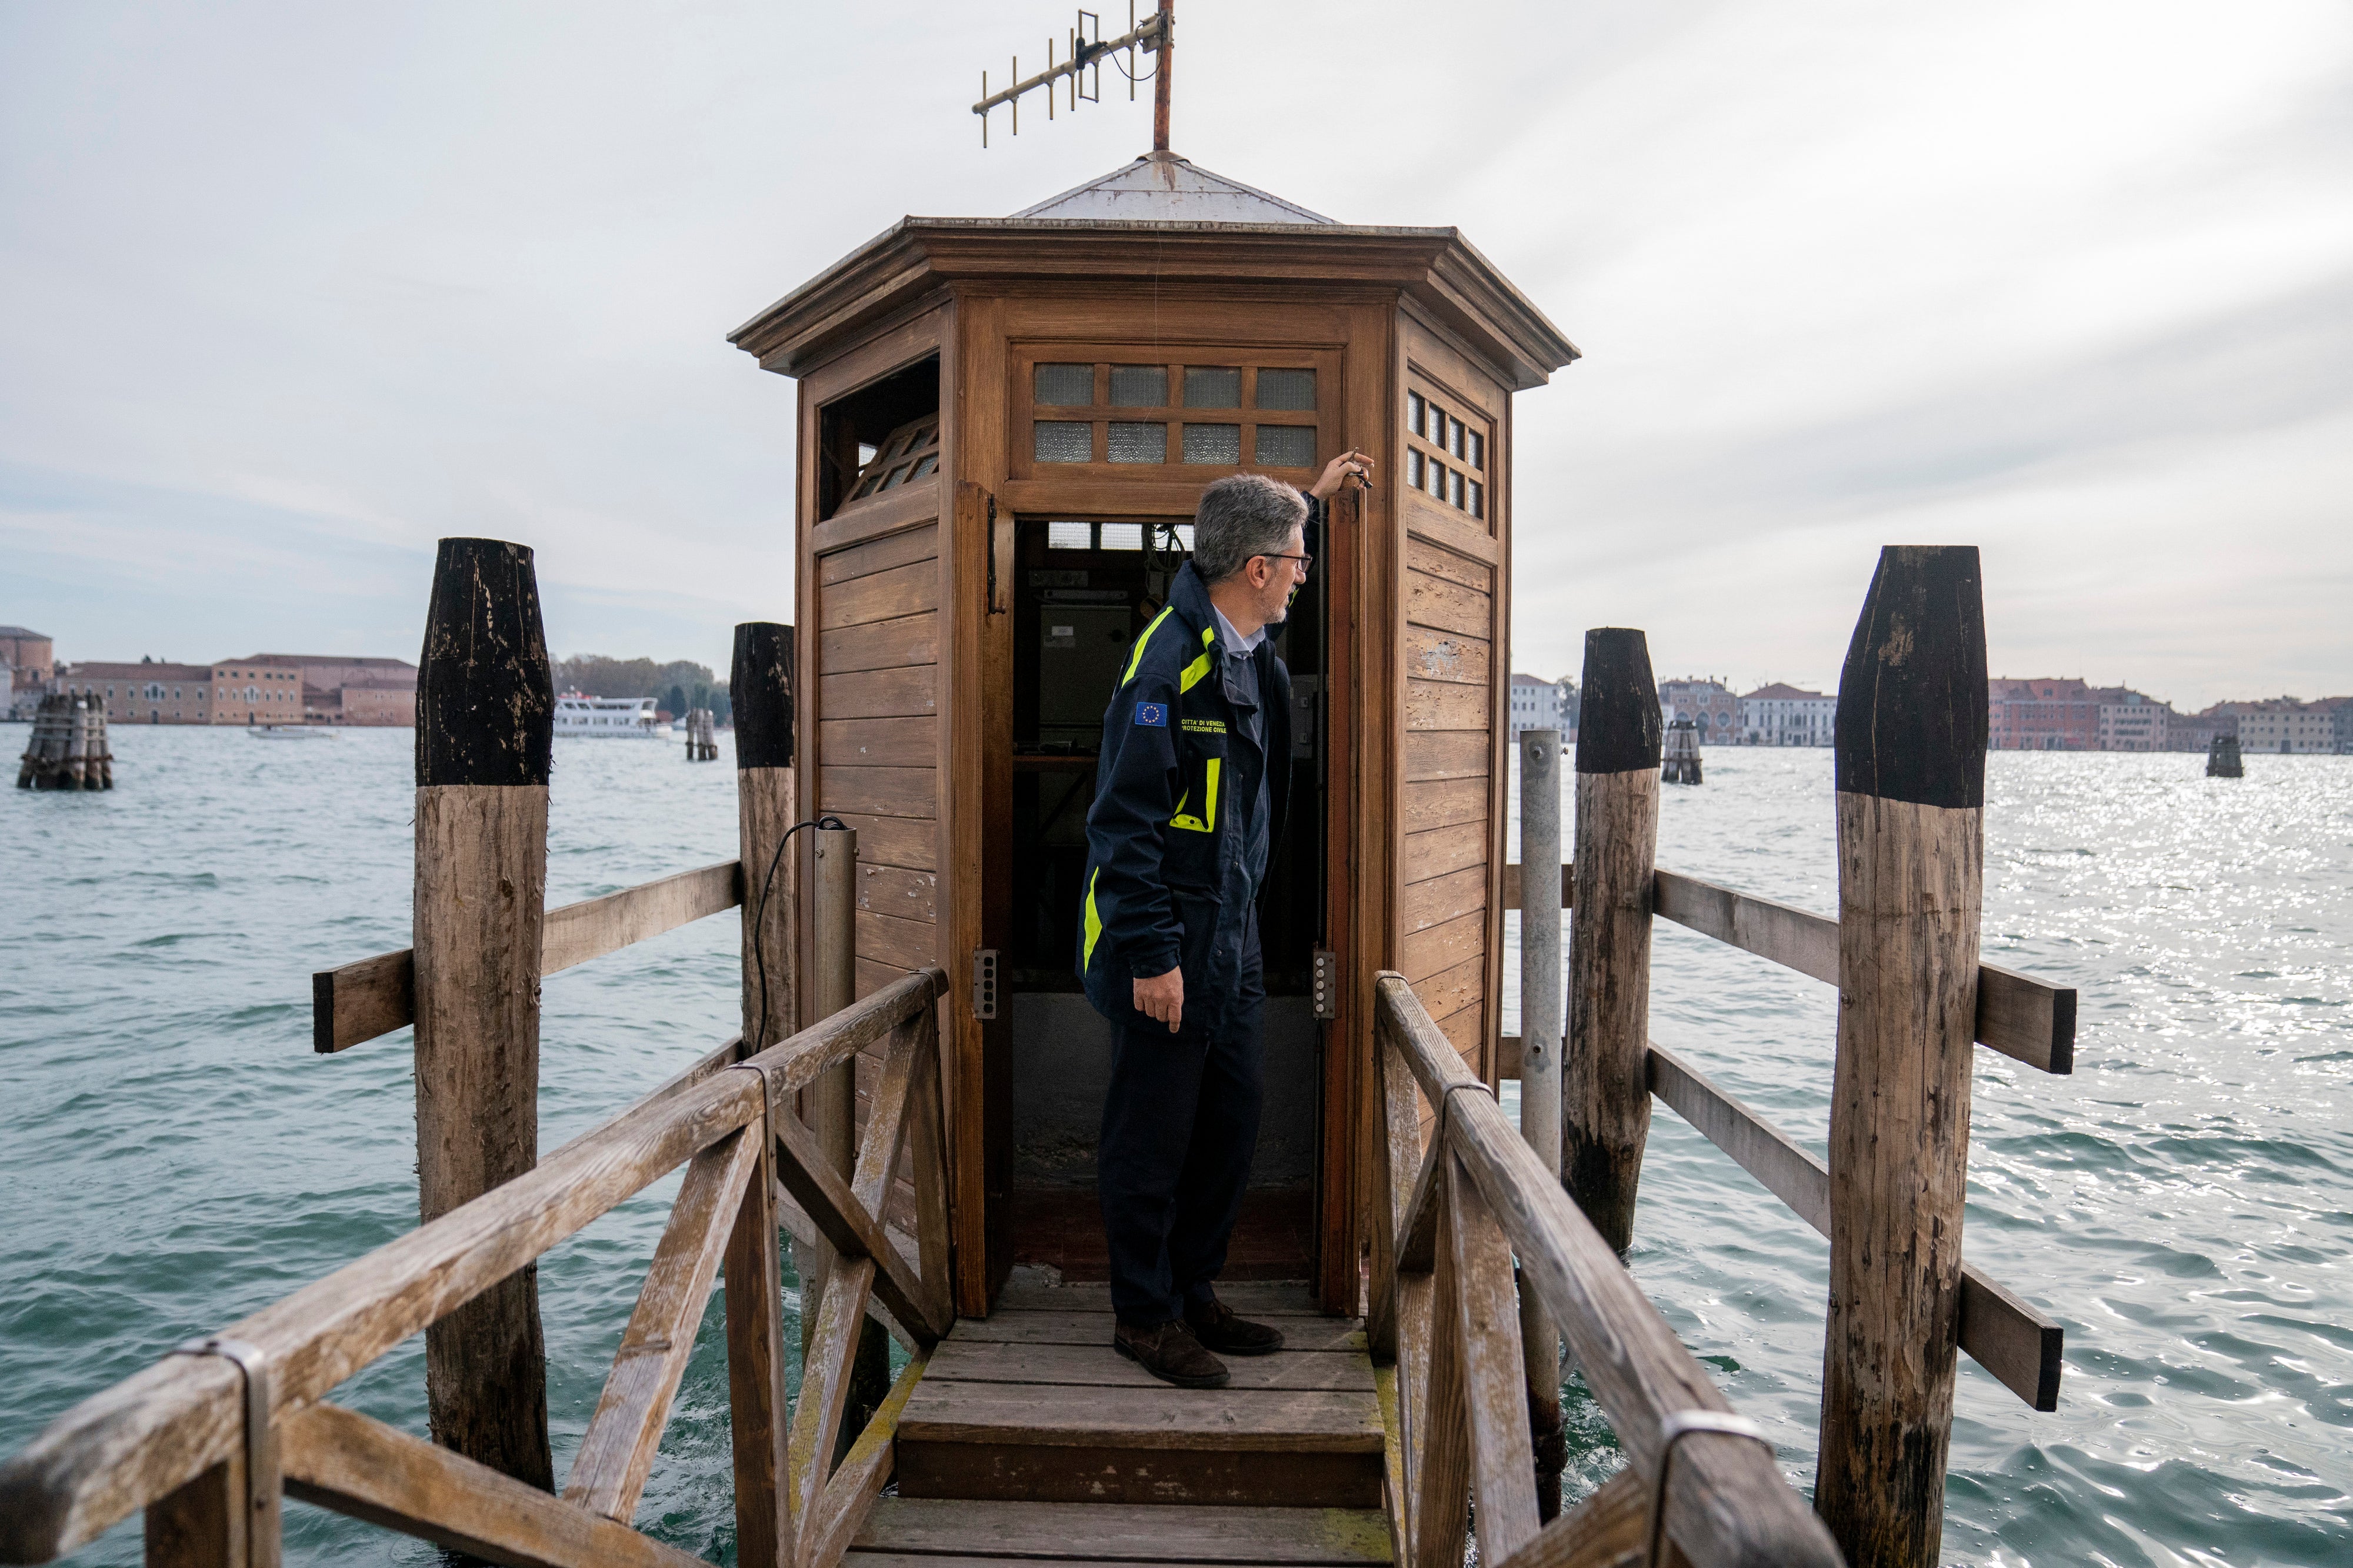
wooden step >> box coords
[851,1497,1394,1565]
[895,1286,1386,1509]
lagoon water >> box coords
[3,729,2348,1565]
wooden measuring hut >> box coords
[728,152,1579,1319]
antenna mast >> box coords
[972,4,1171,151]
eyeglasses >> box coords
[1257,552,1314,579]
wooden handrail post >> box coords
[1565,629,1661,1253]
[734,622,797,1057]
[1816,546,1989,1568]
[1512,728,1566,1520]
[412,537,555,1489]
[809,823,892,1459]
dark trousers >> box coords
[1098,908,1265,1326]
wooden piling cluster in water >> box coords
[1659,715,1702,784]
[684,708,719,760]
[16,693,113,790]
[2205,733,2242,777]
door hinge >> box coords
[972,948,999,1020]
[1312,948,1339,1020]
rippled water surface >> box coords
[5,733,2349,1566]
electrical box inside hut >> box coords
[729,151,1578,1317]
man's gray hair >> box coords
[1191,474,1307,584]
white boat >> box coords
[554,692,671,738]
[245,723,335,740]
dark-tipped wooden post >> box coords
[1565,628,1661,1254]
[1816,546,1988,1568]
[734,623,797,1058]
[413,536,555,1490]
[727,622,794,1568]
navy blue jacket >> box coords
[1076,558,1293,1039]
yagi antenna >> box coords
[973,2,1172,151]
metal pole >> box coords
[806,823,856,1341]
[1516,728,1566,1520]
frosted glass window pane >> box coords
[1407,392,1425,436]
[1465,479,1483,519]
[1407,449,1425,487]
[1255,424,1317,468]
[1108,421,1168,463]
[1466,431,1484,471]
[1255,368,1316,410]
[1448,468,1465,508]
[1035,421,1093,462]
[1109,365,1167,406]
[1184,366,1241,407]
[1048,521,1094,549]
[879,464,908,491]
[1427,461,1447,496]
[1449,417,1467,459]
[1175,524,1197,550]
[1035,363,1095,405]
[909,453,937,479]
[1099,523,1145,550]
[1182,423,1240,463]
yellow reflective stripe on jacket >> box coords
[1082,867,1104,966]
[1178,625,1218,693]
[1119,605,1177,691]
[1169,758,1221,832]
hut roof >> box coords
[1014,152,1332,225]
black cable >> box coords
[748,813,846,1055]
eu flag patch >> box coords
[1134,701,1168,728]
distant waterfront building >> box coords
[1987,678,2097,750]
[63,658,308,725]
[50,652,416,726]
[1507,673,1575,738]
[1659,678,1737,747]
[0,626,53,682]
[2091,688,2174,752]
[2239,702,2341,755]
[1739,683,1834,746]
[2333,698,2353,755]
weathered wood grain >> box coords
[1403,730,1490,783]
[1643,1040,2061,1410]
[819,666,939,720]
[821,718,938,769]
[412,782,552,1489]
[1565,762,1657,1254]
[1401,776,1488,835]
[818,613,938,676]
[1377,977,1840,1568]
[798,1355,926,1568]
[279,1402,707,1568]
[821,559,939,630]
[564,1127,759,1523]
[1403,626,1492,689]
[924,1340,1374,1392]
[0,975,941,1562]
[849,1497,1395,1564]
[1445,1156,1541,1564]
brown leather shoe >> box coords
[1185,1293,1287,1356]
[1114,1319,1230,1388]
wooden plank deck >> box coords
[872,1284,1394,1552]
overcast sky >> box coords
[4,1,2347,706]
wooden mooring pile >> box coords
[1659,716,1702,785]
[0,540,2078,1568]
[2206,733,2242,777]
[684,708,720,760]
[15,692,112,790]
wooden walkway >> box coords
[856,1282,1392,1568]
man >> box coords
[1076,451,1372,1389]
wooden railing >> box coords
[311,858,745,1052]
[1494,862,2072,1413]
[1369,973,1842,1568]
[0,967,952,1568]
